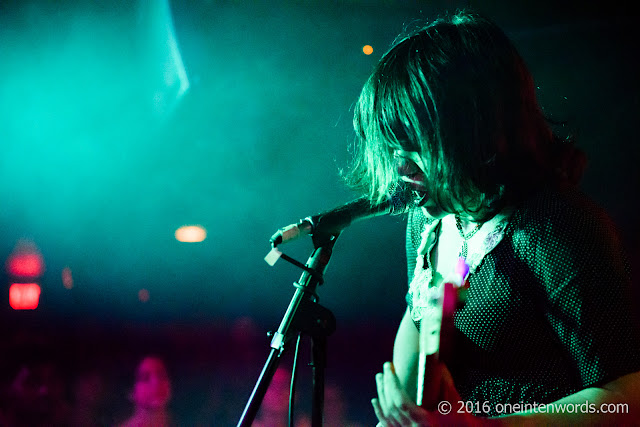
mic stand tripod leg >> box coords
[237,347,282,426]
[237,233,339,427]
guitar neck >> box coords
[416,280,460,408]
[416,281,444,407]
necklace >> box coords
[455,216,483,259]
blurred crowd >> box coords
[0,316,382,426]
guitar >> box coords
[416,257,469,409]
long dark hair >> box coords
[349,11,585,220]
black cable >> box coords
[289,332,303,426]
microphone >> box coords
[269,182,415,247]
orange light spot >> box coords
[138,288,150,303]
[9,283,41,310]
[363,45,373,55]
[62,267,74,289]
[175,225,206,242]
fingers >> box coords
[373,364,405,426]
[373,362,430,426]
[383,362,413,419]
[373,361,465,426]
[372,397,384,420]
[376,372,388,415]
[372,399,403,427]
[372,398,400,427]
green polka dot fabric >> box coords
[405,188,640,417]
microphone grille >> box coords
[388,181,416,215]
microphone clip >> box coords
[264,247,325,285]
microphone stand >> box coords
[237,232,338,427]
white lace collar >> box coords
[408,207,513,323]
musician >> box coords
[348,11,640,425]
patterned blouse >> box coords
[405,187,640,417]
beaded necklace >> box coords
[455,215,483,259]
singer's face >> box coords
[393,150,446,219]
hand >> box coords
[372,361,486,427]
[372,361,433,426]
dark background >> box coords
[0,1,638,424]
